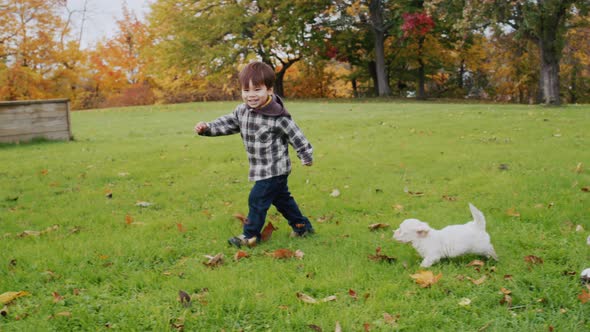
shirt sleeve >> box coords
[199,108,240,136]
[278,117,313,164]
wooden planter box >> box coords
[0,99,72,143]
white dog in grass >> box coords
[393,203,498,267]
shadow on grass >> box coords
[0,136,75,149]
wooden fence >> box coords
[0,99,72,143]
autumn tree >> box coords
[487,0,590,105]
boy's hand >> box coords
[194,122,208,134]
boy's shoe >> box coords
[228,234,257,248]
[289,228,315,238]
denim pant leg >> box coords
[244,177,277,239]
[272,175,313,233]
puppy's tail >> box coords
[469,203,486,230]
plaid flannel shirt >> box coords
[200,103,313,181]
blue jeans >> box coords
[244,174,313,240]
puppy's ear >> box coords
[416,228,429,238]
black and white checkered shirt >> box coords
[200,103,313,181]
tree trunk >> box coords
[417,59,426,100]
[539,38,561,105]
[369,0,391,97]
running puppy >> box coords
[393,203,498,267]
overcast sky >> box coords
[66,0,152,48]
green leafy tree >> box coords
[147,0,331,98]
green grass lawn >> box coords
[1,101,589,331]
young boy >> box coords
[194,61,314,248]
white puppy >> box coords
[393,203,498,267]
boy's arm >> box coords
[197,109,240,136]
[278,117,313,165]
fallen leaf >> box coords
[136,201,152,207]
[294,249,305,260]
[500,294,513,307]
[0,291,30,304]
[308,324,322,332]
[330,189,341,197]
[125,214,133,225]
[392,204,404,212]
[178,290,191,307]
[467,276,487,285]
[368,223,389,231]
[503,274,513,280]
[1,306,7,317]
[467,260,485,267]
[233,213,248,225]
[458,298,471,306]
[524,255,543,265]
[203,253,223,268]
[363,322,371,331]
[176,223,186,232]
[348,289,358,300]
[234,250,249,261]
[574,162,583,173]
[575,225,584,232]
[410,270,442,288]
[368,247,396,263]
[52,292,64,303]
[261,222,278,241]
[296,292,318,304]
[383,312,400,325]
[442,195,457,201]
[296,292,336,304]
[506,207,520,217]
[582,187,590,192]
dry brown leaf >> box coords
[467,260,485,267]
[294,249,305,260]
[467,276,487,285]
[506,207,520,217]
[368,247,396,263]
[0,291,30,304]
[308,324,322,332]
[125,214,133,225]
[500,294,513,307]
[442,195,457,201]
[52,292,64,303]
[203,253,223,268]
[500,287,512,295]
[383,312,400,325]
[392,204,404,212]
[578,289,590,304]
[348,289,358,300]
[368,223,390,231]
[296,292,318,304]
[234,250,249,261]
[524,255,543,265]
[574,162,584,173]
[232,213,248,224]
[410,270,442,288]
[503,274,513,280]
[176,223,186,232]
[582,187,590,192]
[178,290,191,307]
[261,222,278,241]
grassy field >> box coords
[1,100,589,331]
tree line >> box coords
[1,0,588,110]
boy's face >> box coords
[241,80,272,109]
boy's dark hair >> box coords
[238,61,275,89]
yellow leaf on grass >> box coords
[410,270,442,288]
[0,291,30,304]
[579,289,590,304]
[506,207,520,217]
